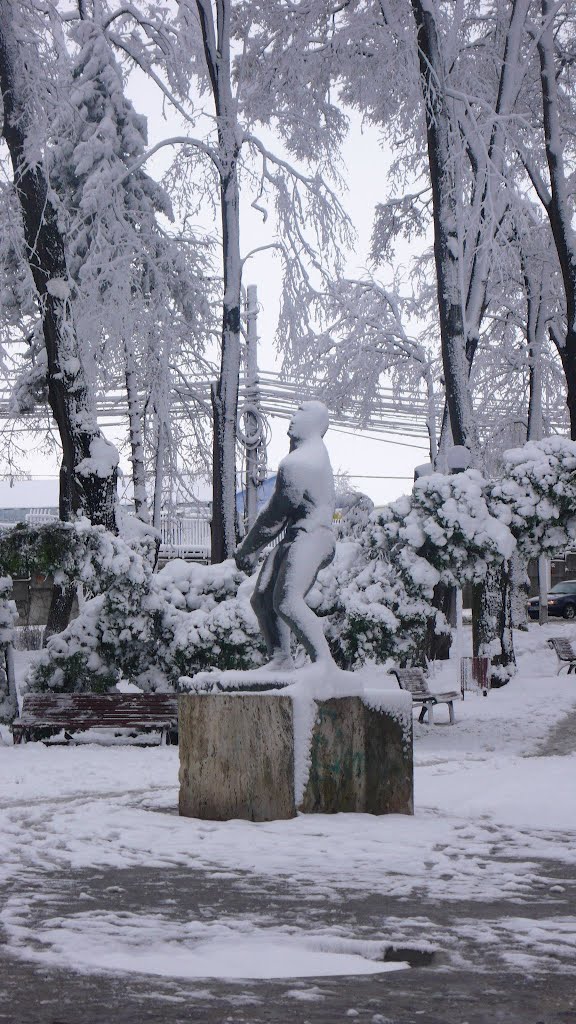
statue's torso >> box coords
[278,438,335,534]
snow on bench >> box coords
[390,667,460,725]
[12,693,179,745]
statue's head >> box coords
[288,400,330,442]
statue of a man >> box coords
[235,400,335,668]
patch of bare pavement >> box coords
[1,862,576,1024]
[535,705,576,757]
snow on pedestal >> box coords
[178,673,413,822]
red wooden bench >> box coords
[12,693,179,745]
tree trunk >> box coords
[410,0,477,455]
[537,0,576,440]
[124,338,150,523]
[414,2,532,672]
[211,159,241,561]
[195,0,241,563]
[425,583,455,661]
[524,266,549,626]
[558,337,576,441]
[472,561,516,685]
[45,585,77,643]
[45,462,76,642]
[153,417,166,531]
[527,301,544,443]
[411,0,479,664]
[510,552,529,631]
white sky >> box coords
[0,48,433,512]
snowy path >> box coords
[1,624,576,1021]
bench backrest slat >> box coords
[548,638,576,660]
[391,668,431,697]
[17,693,179,725]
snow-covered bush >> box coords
[26,522,156,694]
[315,471,516,672]
[310,498,435,669]
[369,469,518,675]
[494,437,576,557]
[146,561,265,686]
[157,594,266,686]
[31,595,119,693]
[380,469,516,588]
[0,520,156,699]
[356,440,576,679]
[27,555,265,694]
[0,518,157,590]
[326,557,433,668]
[153,559,245,612]
[334,492,374,541]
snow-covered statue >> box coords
[235,400,335,668]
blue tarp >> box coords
[236,474,277,515]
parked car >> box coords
[527,580,576,620]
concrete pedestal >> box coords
[178,693,294,821]
[179,691,413,822]
[300,696,413,815]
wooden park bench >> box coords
[11,693,179,745]
[547,637,576,675]
[391,667,460,725]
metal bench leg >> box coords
[427,703,434,725]
[418,706,427,724]
[448,701,455,725]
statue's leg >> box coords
[251,544,294,667]
[273,529,335,664]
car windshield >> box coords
[550,581,576,594]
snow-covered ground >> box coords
[1,623,575,982]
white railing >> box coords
[160,515,211,554]
[24,509,211,552]
[26,508,58,526]
[23,508,211,556]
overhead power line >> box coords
[0,369,436,449]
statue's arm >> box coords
[235,476,293,567]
